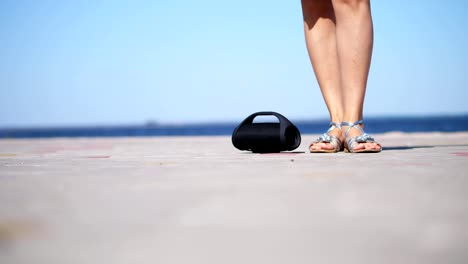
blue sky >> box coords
[0,0,467,127]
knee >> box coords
[332,0,370,10]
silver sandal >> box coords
[341,120,382,153]
[309,122,343,153]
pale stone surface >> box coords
[1,132,468,264]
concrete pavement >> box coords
[1,132,468,264]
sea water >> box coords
[1,115,467,139]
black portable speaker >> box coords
[232,111,301,153]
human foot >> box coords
[309,122,343,153]
[341,120,381,153]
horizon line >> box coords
[1,112,467,130]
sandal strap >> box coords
[347,134,376,148]
[341,120,380,151]
[311,122,343,151]
[326,122,342,133]
[321,122,342,142]
[312,134,342,150]
[341,120,364,139]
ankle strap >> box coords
[330,122,342,129]
[341,120,364,139]
[326,122,342,133]
[325,122,341,134]
[341,120,364,127]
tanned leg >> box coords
[332,0,380,151]
[302,0,344,151]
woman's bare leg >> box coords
[302,0,344,151]
[331,0,380,150]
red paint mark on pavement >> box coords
[451,152,468,157]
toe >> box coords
[366,142,381,150]
[310,143,323,151]
[321,143,333,150]
[310,142,334,151]
[354,143,365,150]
